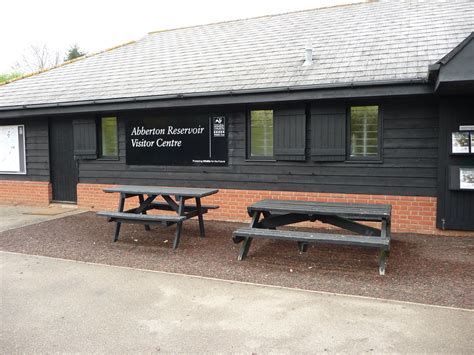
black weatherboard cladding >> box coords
[437,96,474,230]
[73,117,97,159]
[76,96,439,197]
[273,106,306,161]
[0,118,49,181]
[311,102,346,161]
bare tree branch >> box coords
[13,43,61,73]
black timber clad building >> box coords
[0,1,473,233]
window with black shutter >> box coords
[72,117,97,159]
[310,102,346,161]
[273,107,306,161]
[348,105,380,160]
[99,117,118,158]
[247,106,306,161]
[249,110,274,159]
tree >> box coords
[13,43,60,73]
[7,43,86,79]
[64,44,85,61]
[0,72,22,84]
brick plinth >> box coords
[0,180,51,206]
[77,183,473,236]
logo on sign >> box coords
[212,116,225,137]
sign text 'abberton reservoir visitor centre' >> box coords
[127,116,227,166]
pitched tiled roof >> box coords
[0,0,473,108]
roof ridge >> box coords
[148,0,373,35]
[0,40,137,87]
[437,32,474,65]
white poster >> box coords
[460,168,474,190]
[0,125,26,174]
[452,132,470,153]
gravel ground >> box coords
[1,212,473,309]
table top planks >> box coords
[248,199,391,220]
[103,185,219,198]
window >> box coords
[250,110,273,158]
[349,106,380,159]
[100,117,118,157]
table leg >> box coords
[113,193,125,242]
[386,219,391,241]
[381,219,387,239]
[297,241,309,253]
[172,197,186,250]
[378,218,391,275]
[238,238,253,261]
[238,211,260,261]
[196,197,205,238]
[379,250,389,276]
[138,194,151,231]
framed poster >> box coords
[0,125,26,174]
[452,132,470,153]
[460,168,474,190]
[471,132,474,153]
[126,114,228,166]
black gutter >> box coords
[0,79,433,119]
[0,78,428,111]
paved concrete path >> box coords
[2,252,473,354]
[0,205,84,233]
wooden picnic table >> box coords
[232,199,392,275]
[97,185,219,249]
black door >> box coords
[50,118,78,202]
[437,97,474,230]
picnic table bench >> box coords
[97,185,219,249]
[232,199,391,275]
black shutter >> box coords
[73,117,97,159]
[273,107,306,161]
[311,102,346,161]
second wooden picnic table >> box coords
[97,185,219,249]
[233,199,392,275]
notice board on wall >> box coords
[0,125,26,174]
[448,165,474,190]
[451,130,474,154]
[125,115,228,166]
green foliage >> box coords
[0,72,22,84]
[64,44,85,61]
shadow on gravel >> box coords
[1,211,473,309]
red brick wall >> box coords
[0,180,51,206]
[77,183,473,236]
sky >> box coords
[0,0,361,73]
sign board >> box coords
[0,125,26,174]
[126,115,228,166]
[460,168,474,190]
[451,132,470,153]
